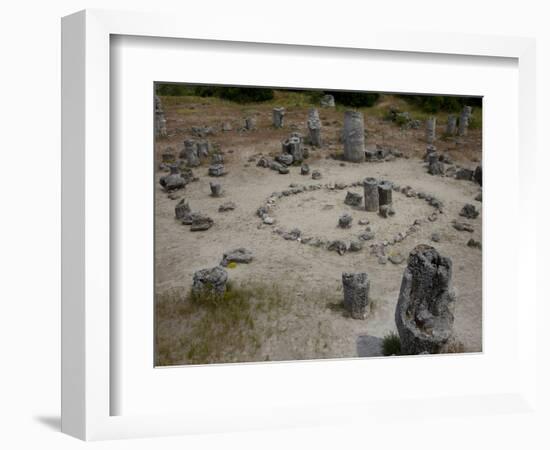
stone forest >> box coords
[154,86,482,366]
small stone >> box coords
[459,204,479,219]
[431,232,441,242]
[263,216,274,225]
[174,198,191,219]
[278,166,290,175]
[349,240,363,252]
[379,204,395,218]
[257,157,269,168]
[452,221,474,232]
[282,228,301,241]
[455,167,474,181]
[192,266,228,299]
[475,192,482,202]
[210,182,222,197]
[344,191,363,207]
[338,213,353,229]
[190,214,213,231]
[358,218,370,225]
[300,164,310,175]
[358,231,375,241]
[467,238,482,249]
[328,240,347,255]
[378,256,387,265]
[220,248,254,266]
[208,164,225,177]
[276,153,294,166]
[311,170,322,180]
[218,201,236,212]
[389,252,405,265]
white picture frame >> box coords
[61,9,537,441]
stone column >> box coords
[425,116,436,144]
[342,272,370,319]
[343,110,365,163]
[378,180,393,206]
[458,106,471,136]
[395,245,456,354]
[244,117,256,130]
[282,136,303,162]
[307,108,322,147]
[155,95,168,138]
[363,177,379,212]
[183,139,200,167]
[272,107,286,128]
[446,114,457,135]
[196,140,210,160]
[210,182,222,197]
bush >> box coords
[216,87,274,103]
[382,332,402,356]
[398,94,482,113]
[325,91,380,108]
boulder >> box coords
[191,266,228,300]
[459,203,479,219]
[208,164,225,177]
[218,201,236,212]
[338,213,353,228]
[344,191,363,207]
[174,198,191,219]
[328,240,347,255]
[190,214,213,231]
[220,248,254,266]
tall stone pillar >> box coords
[307,108,322,147]
[363,177,379,212]
[343,110,365,163]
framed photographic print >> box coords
[62,9,538,441]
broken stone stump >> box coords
[275,153,294,166]
[272,107,286,128]
[338,213,353,228]
[174,198,191,219]
[446,114,457,135]
[395,245,456,354]
[307,108,322,147]
[363,177,379,212]
[379,204,395,218]
[190,214,213,231]
[378,180,393,207]
[191,266,228,300]
[183,139,200,167]
[320,94,335,107]
[159,166,187,192]
[428,159,445,176]
[218,201,236,212]
[300,163,310,175]
[282,136,303,162]
[211,153,224,165]
[328,240,347,255]
[458,106,471,136]
[425,116,436,144]
[197,140,210,159]
[220,248,254,266]
[343,110,366,163]
[344,191,363,207]
[312,170,322,180]
[342,272,370,319]
[210,182,222,197]
[474,165,482,186]
[455,167,474,181]
[244,117,256,130]
[208,164,225,177]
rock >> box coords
[344,191,363,207]
[475,192,482,202]
[220,248,254,266]
[160,169,187,192]
[307,108,322,147]
[244,117,256,130]
[221,122,232,132]
[363,177,379,212]
[378,256,387,265]
[257,156,269,168]
[300,164,310,175]
[395,245,456,354]
[459,203,479,219]
[328,240,347,255]
[272,107,286,128]
[191,125,214,138]
[349,240,363,252]
[474,165,482,186]
[281,136,303,162]
[358,231,375,241]
[320,94,335,107]
[263,216,274,225]
[311,170,322,180]
[282,228,301,241]
[180,212,202,225]
[467,238,482,249]
[192,266,228,300]
[269,160,284,172]
[455,167,474,181]
[174,198,191,219]
[431,232,441,243]
[208,164,225,177]
[452,221,474,232]
[378,180,393,206]
[379,204,395,218]
[342,272,370,319]
[210,182,222,197]
[211,153,224,164]
[197,140,210,159]
[182,139,200,167]
[276,153,294,166]
[278,166,289,174]
[338,213,353,228]
[358,218,370,225]
[343,110,365,162]
[428,161,445,176]
[389,253,405,265]
[190,214,213,231]
[218,201,236,212]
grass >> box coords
[382,331,402,356]
[155,281,289,366]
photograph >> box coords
[153,83,483,366]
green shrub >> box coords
[325,91,380,108]
[397,94,482,113]
[382,332,401,356]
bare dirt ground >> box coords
[155,92,482,366]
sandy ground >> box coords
[155,94,482,364]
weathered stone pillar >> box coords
[378,180,393,207]
[395,245,456,354]
[154,95,167,138]
[363,177,379,212]
[343,110,365,163]
[174,198,191,219]
[307,108,322,147]
[282,136,303,162]
[272,107,286,128]
[425,116,436,144]
[196,140,210,159]
[446,114,457,135]
[342,272,370,319]
[210,182,222,197]
[458,106,471,136]
[183,139,200,167]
